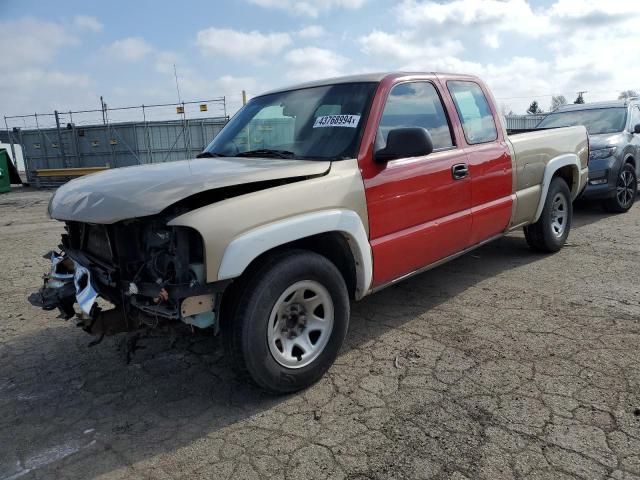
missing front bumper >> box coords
[28,251,226,336]
[27,251,77,319]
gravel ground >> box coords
[1,187,639,480]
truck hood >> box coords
[588,132,624,150]
[49,157,331,224]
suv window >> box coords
[536,107,627,135]
[629,106,640,130]
[447,81,498,144]
[378,81,454,151]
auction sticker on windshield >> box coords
[313,115,361,128]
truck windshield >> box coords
[536,107,627,135]
[203,82,378,160]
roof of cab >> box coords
[257,71,478,97]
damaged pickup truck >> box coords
[30,72,589,393]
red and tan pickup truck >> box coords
[30,72,588,393]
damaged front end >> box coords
[28,216,228,344]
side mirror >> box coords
[634,124,640,134]
[375,127,434,163]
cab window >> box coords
[447,81,498,144]
[378,81,454,152]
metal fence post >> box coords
[36,113,50,171]
[16,128,26,174]
[3,116,18,170]
[142,104,153,164]
[54,110,70,168]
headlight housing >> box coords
[589,147,617,161]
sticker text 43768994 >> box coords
[313,115,361,129]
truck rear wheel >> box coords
[226,249,350,394]
[524,177,572,253]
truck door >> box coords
[360,80,472,287]
[446,80,513,245]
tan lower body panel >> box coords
[168,159,369,283]
[510,184,541,228]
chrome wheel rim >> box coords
[267,280,334,369]
[616,170,636,208]
[550,193,568,237]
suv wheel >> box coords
[226,249,350,394]
[603,163,637,213]
[524,176,572,253]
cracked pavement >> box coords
[1,188,639,479]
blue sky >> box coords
[1,0,639,128]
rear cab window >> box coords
[447,81,498,145]
[378,81,454,152]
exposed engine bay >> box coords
[28,214,229,346]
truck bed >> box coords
[506,125,589,226]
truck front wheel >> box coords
[226,250,350,394]
[524,177,572,253]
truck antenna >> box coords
[173,64,183,104]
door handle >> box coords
[452,163,469,180]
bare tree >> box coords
[550,95,567,111]
[618,90,639,100]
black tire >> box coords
[603,163,637,213]
[524,176,572,253]
[225,249,350,394]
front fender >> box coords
[166,158,371,294]
[218,209,372,299]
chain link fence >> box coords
[3,98,229,187]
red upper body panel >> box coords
[356,73,513,287]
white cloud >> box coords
[483,33,499,49]
[105,37,153,62]
[247,0,366,17]
[549,0,637,25]
[395,0,551,36]
[360,30,463,64]
[0,69,91,90]
[149,50,259,114]
[0,18,97,118]
[285,47,348,82]
[154,51,179,74]
[297,25,325,38]
[214,75,260,112]
[73,15,103,33]
[0,68,94,119]
[196,27,291,61]
[0,18,78,67]
[5,0,640,121]
[356,0,640,113]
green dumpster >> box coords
[0,149,11,193]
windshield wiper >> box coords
[235,149,296,159]
[196,151,225,158]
